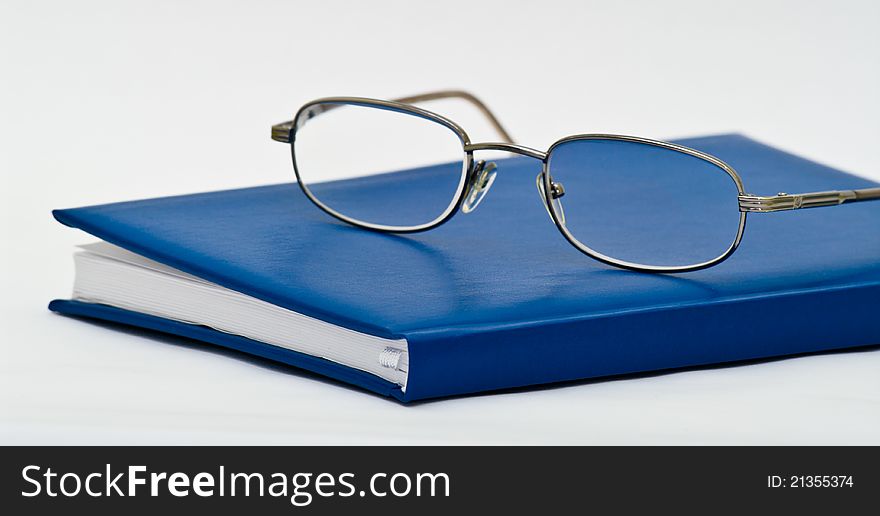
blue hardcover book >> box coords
[49,134,880,402]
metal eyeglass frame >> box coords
[272,90,880,273]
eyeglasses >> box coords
[271,90,880,273]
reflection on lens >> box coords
[547,138,742,268]
[293,102,467,229]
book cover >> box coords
[50,134,880,401]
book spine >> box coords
[400,283,880,401]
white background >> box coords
[1,0,878,444]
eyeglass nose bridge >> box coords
[463,142,547,160]
[461,142,547,215]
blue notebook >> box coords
[50,134,880,402]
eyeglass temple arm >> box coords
[271,90,513,144]
[391,90,514,143]
[738,187,880,212]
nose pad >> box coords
[535,172,566,225]
[462,160,498,214]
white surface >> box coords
[1,0,878,445]
[73,242,408,387]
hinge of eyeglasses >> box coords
[272,105,329,143]
[738,190,857,212]
[271,121,294,143]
